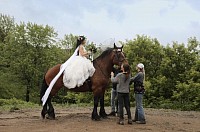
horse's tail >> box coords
[40,77,48,104]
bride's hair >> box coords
[76,36,86,48]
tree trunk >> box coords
[26,85,30,102]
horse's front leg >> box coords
[99,95,108,118]
[92,96,101,121]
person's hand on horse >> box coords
[88,51,92,54]
[111,72,114,77]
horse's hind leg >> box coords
[92,96,101,121]
[40,78,48,119]
[46,96,55,120]
[99,95,108,118]
[41,103,47,119]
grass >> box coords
[1,98,199,112]
[0,98,39,112]
[52,102,93,108]
[0,98,94,112]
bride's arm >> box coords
[79,45,89,57]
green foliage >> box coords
[60,34,78,51]
[86,42,98,53]
[0,68,25,99]
[0,14,15,43]
[0,14,199,111]
[3,22,66,102]
[124,35,200,111]
[0,14,15,68]
[0,98,38,112]
[59,34,78,59]
[123,35,164,79]
[53,92,93,105]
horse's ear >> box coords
[114,43,117,49]
[121,45,123,49]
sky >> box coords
[0,0,200,45]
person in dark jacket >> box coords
[130,63,146,124]
[111,64,132,125]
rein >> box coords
[93,50,125,80]
[94,60,110,79]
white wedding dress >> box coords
[41,45,95,106]
[63,46,95,88]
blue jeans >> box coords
[118,93,132,119]
[111,89,118,112]
[135,94,145,121]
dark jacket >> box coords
[112,67,121,90]
[130,72,145,94]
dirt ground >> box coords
[0,106,200,132]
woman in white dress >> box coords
[63,36,95,88]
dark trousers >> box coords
[118,93,132,119]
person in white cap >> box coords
[130,63,146,124]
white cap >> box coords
[137,63,144,69]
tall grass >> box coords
[0,98,39,112]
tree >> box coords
[122,35,200,110]
[171,37,200,110]
[0,14,14,43]
[5,22,63,102]
[0,14,15,67]
[123,35,165,79]
[0,14,17,99]
[59,34,78,57]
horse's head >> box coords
[112,43,128,66]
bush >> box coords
[0,98,38,111]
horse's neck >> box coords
[94,58,113,77]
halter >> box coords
[94,49,126,79]
[113,49,126,64]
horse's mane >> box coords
[94,48,113,61]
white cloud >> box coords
[0,0,200,45]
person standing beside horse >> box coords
[111,64,132,125]
[108,65,121,116]
[131,63,146,124]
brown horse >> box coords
[40,45,128,120]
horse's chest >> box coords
[94,77,109,87]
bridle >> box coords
[113,50,126,65]
[94,49,126,79]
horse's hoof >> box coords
[100,112,108,119]
[46,115,55,120]
[41,114,45,119]
[101,116,108,119]
[41,111,47,119]
[92,118,101,121]
[91,115,101,121]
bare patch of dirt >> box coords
[0,107,200,132]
